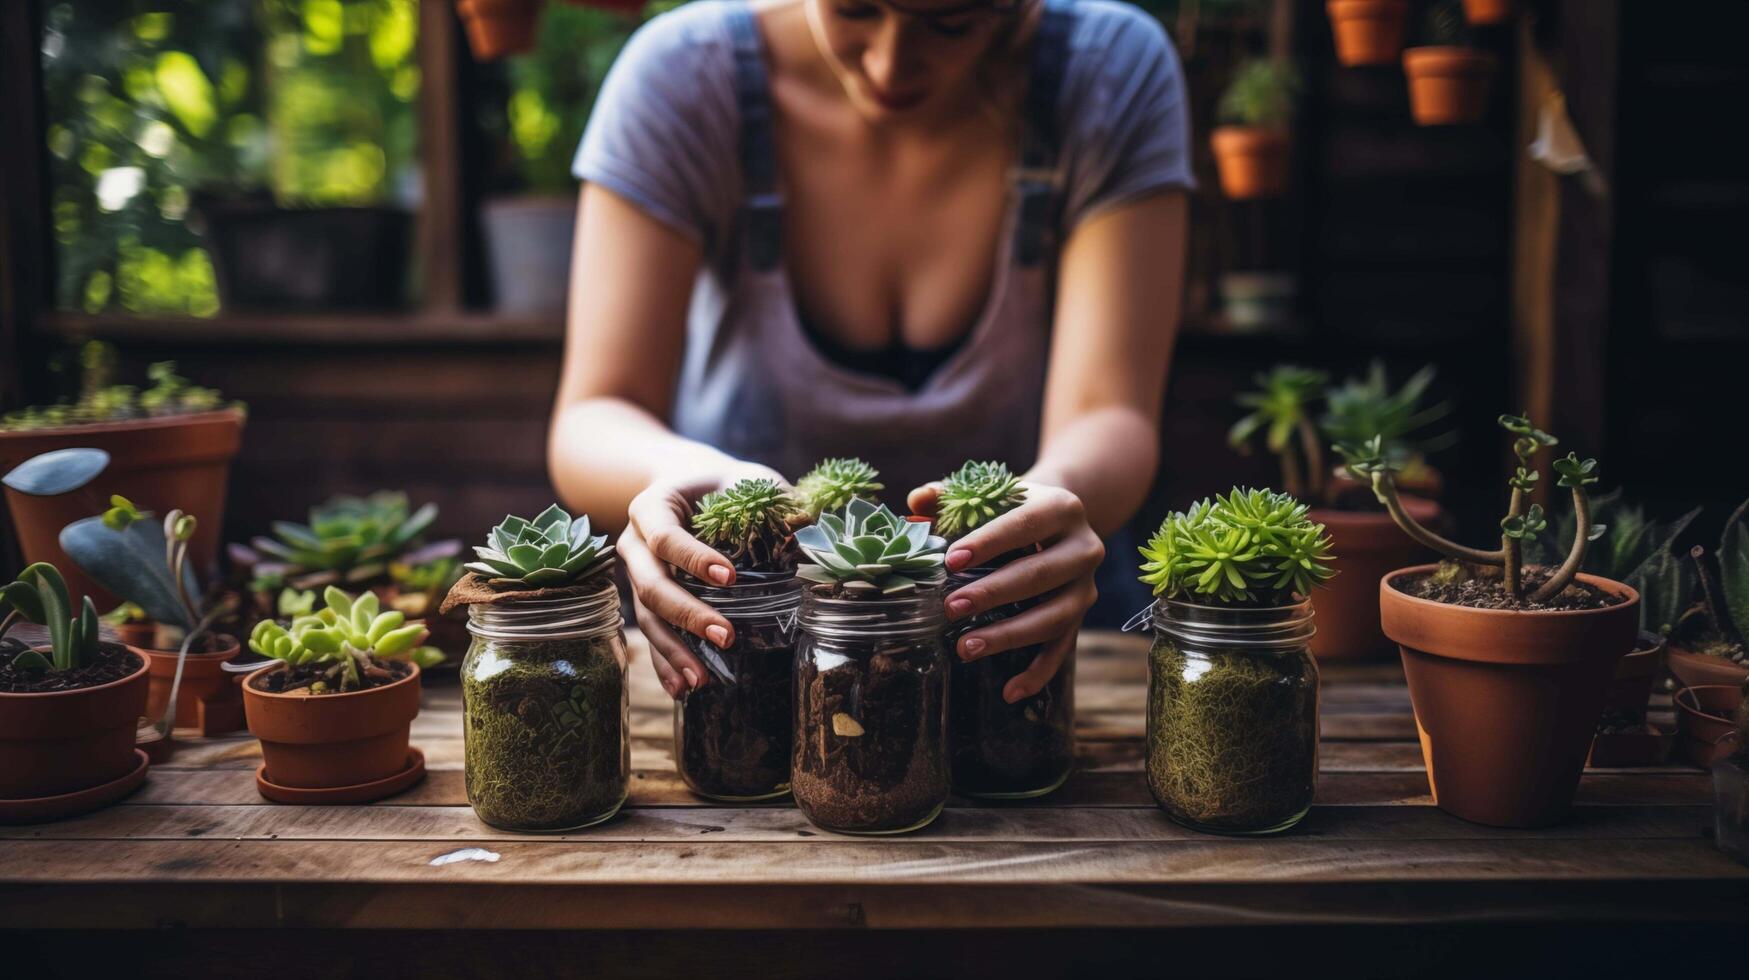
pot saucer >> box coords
[0,749,150,825]
[256,747,426,805]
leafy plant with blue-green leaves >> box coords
[0,564,103,673]
[796,498,947,594]
[1525,489,1698,635]
[1139,488,1336,606]
[248,585,442,693]
[466,505,616,589]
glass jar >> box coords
[946,567,1074,798]
[675,571,801,801]
[461,582,629,831]
[792,585,951,834]
[1145,598,1319,834]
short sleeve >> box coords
[1059,2,1196,229]
[573,4,740,249]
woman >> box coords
[550,0,1190,702]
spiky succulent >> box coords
[465,504,615,589]
[1140,488,1336,605]
[691,478,805,572]
[795,498,947,594]
[935,460,1028,540]
[796,457,884,518]
[248,586,442,692]
[245,491,448,591]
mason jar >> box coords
[792,585,951,834]
[1145,598,1319,834]
[462,582,629,831]
[674,571,801,801]
[946,567,1074,798]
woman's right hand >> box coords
[621,465,786,699]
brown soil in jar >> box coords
[1395,565,1624,611]
[0,639,142,693]
[679,620,794,799]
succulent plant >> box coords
[934,460,1028,540]
[795,498,947,594]
[0,563,102,672]
[1525,489,1699,635]
[1320,362,1454,470]
[1217,58,1301,128]
[1229,365,1330,502]
[466,504,615,589]
[1690,498,1749,659]
[0,352,238,432]
[248,586,442,693]
[62,494,207,634]
[242,491,449,592]
[796,457,884,518]
[1139,488,1336,606]
[691,478,805,572]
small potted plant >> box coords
[674,478,806,801]
[1347,413,1640,827]
[242,586,439,804]
[1668,497,1749,690]
[457,0,543,60]
[792,498,951,834]
[1327,0,1410,67]
[1210,59,1300,200]
[1137,488,1335,834]
[930,461,1074,799]
[1403,0,1497,126]
[1230,362,1451,661]
[1,563,150,823]
[1,352,244,608]
[443,505,627,830]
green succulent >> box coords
[1217,58,1301,128]
[795,498,947,594]
[466,504,615,589]
[1139,488,1336,606]
[691,478,805,572]
[0,354,238,432]
[1525,489,1698,636]
[248,491,441,591]
[248,586,443,692]
[1230,365,1329,502]
[935,460,1028,540]
[1321,362,1455,469]
[0,563,102,672]
[796,457,884,518]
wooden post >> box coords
[0,0,51,410]
[416,0,467,313]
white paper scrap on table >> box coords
[430,848,502,867]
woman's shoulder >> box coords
[1061,0,1182,95]
[612,1,742,85]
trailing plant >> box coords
[1688,497,1749,659]
[248,585,442,693]
[1339,412,1602,604]
[795,498,947,594]
[243,491,450,592]
[1525,489,1699,635]
[1217,58,1301,128]
[465,504,616,589]
[1139,488,1336,606]
[690,478,805,572]
[796,458,883,518]
[0,355,238,431]
[934,460,1028,540]
[0,564,101,672]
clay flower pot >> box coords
[456,0,541,61]
[1403,47,1497,126]
[1210,127,1291,200]
[135,633,246,736]
[0,410,244,609]
[1462,0,1513,26]
[1674,686,1743,768]
[1326,0,1409,68]
[1602,631,1667,717]
[243,662,422,793]
[1668,644,1749,690]
[1308,496,1439,661]
[0,645,149,801]
[1380,567,1639,827]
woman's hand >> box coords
[908,480,1104,703]
[621,465,785,700]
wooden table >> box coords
[5,631,1745,975]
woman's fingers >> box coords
[631,594,703,699]
[628,489,735,586]
[944,486,1085,572]
[945,528,1103,620]
[906,482,944,520]
[621,526,735,650]
[1004,631,1076,703]
[957,578,1097,661]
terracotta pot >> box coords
[136,633,245,735]
[1603,631,1667,717]
[0,645,149,800]
[243,662,421,789]
[1462,0,1513,26]
[1380,567,1639,827]
[1,410,245,609]
[1308,496,1439,661]
[1674,686,1743,768]
[1327,0,1409,67]
[1403,47,1497,126]
[456,0,541,61]
[1210,127,1291,200]
[1668,644,1749,690]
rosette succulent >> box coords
[243,491,453,592]
[248,586,442,692]
[934,460,1027,540]
[796,498,947,594]
[796,458,884,518]
[691,478,805,572]
[465,504,615,589]
[1140,488,1337,605]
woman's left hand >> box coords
[907,481,1104,703]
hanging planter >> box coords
[1210,59,1299,200]
[1462,0,1513,26]
[1327,0,1409,68]
[457,0,543,61]
[1403,46,1496,125]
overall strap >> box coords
[1014,0,1073,267]
[728,3,782,272]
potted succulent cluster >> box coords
[1229,362,1451,660]
[1137,488,1335,835]
[1,564,150,823]
[1346,413,1639,827]
[443,505,628,831]
[1403,0,1497,126]
[1210,59,1301,201]
[1,352,244,609]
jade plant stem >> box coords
[1502,484,1526,598]
[1370,473,1503,567]
[1527,486,1593,603]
